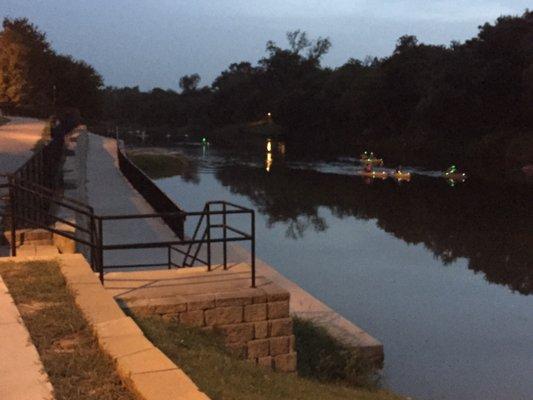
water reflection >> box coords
[264,138,285,173]
[214,164,532,295]
[265,152,272,172]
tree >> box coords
[0,18,104,117]
[51,55,103,118]
[0,18,53,114]
[394,35,419,54]
[179,74,200,93]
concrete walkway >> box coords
[83,132,177,268]
[0,276,54,400]
[0,117,44,175]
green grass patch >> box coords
[131,314,402,400]
[294,318,378,388]
[127,151,197,180]
[0,261,135,400]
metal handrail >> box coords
[115,137,186,238]
[182,203,208,267]
[1,178,256,287]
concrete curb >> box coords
[56,254,210,400]
[0,275,54,400]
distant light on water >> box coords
[265,152,273,172]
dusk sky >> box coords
[1,1,530,90]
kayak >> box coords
[360,158,384,166]
[359,170,388,179]
[442,172,467,180]
[392,171,411,181]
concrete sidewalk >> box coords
[0,117,44,175]
[83,132,177,268]
[0,276,54,400]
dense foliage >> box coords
[101,12,532,172]
[2,13,531,171]
[0,18,103,118]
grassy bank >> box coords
[127,150,197,180]
[0,260,135,400]
[131,314,402,400]
[294,318,379,388]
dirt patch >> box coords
[17,301,57,316]
[50,331,84,354]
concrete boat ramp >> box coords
[64,129,383,362]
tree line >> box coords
[1,13,531,172]
[0,18,103,119]
[101,11,532,172]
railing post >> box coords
[206,204,211,271]
[251,210,256,288]
[8,176,16,257]
[223,202,227,270]
[89,214,95,270]
[97,217,104,283]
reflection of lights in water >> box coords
[278,142,286,155]
[266,139,272,153]
[265,152,273,172]
[202,143,207,157]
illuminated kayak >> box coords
[392,171,411,181]
[360,158,384,166]
[359,170,388,179]
[442,171,467,180]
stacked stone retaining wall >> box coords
[123,285,297,372]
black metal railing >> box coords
[0,176,99,260]
[1,137,65,230]
[116,138,185,238]
[1,178,256,287]
[12,136,64,189]
[95,200,256,286]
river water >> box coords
[153,142,532,400]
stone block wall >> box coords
[125,285,297,372]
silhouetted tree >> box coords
[102,12,533,171]
[179,74,200,93]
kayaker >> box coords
[447,165,457,174]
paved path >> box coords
[0,117,44,175]
[0,276,54,400]
[83,133,177,268]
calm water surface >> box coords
[154,143,532,400]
